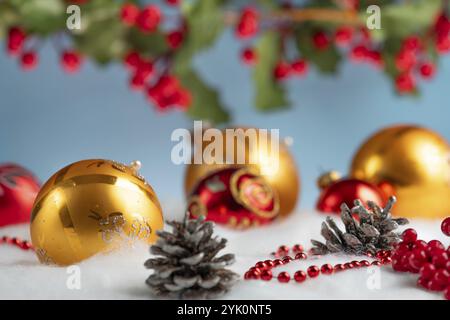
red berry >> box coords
[166,30,184,49]
[277,272,290,283]
[120,3,139,26]
[419,62,435,79]
[124,51,142,69]
[136,5,162,33]
[307,265,320,278]
[441,217,450,236]
[434,14,450,37]
[20,51,38,70]
[402,36,421,52]
[334,26,353,46]
[130,73,146,90]
[350,45,369,61]
[241,47,257,65]
[312,31,329,50]
[395,50,416,72]
[291,59,308,76]
[402,228,418,244]
[7,27,26,55]
[436,35,450,53]
[260,269,272,281]
[236,7,259,39]
[61,50,82,73]
[366,50,383,68]
[273,61,291,80]
[320,264,333,274]
[395,73,415,93]
[294,270,307,283]
[165,0,180,6]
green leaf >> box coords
[363,0,443,40]
[11,0,66,35]
[296,27,341,74]
[174,0,226,72]
[126,28,168,58]
[175,68,230,124]
[253,32,290,111]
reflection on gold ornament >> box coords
[351,125,450,219]
[184,127,300,217]
[30,159,164,265]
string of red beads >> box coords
[0,236,34,251]
[245,244,391,283]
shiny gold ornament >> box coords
[351,125,450,219]
[30,159,164,266]
[184,127,300,217]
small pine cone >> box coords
[145,214,238,299]
[311,196,409,255]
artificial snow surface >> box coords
[0,209,447,300]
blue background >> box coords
[1,30,449,211]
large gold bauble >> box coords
[350,125,450,219]
[30,159,164,265]
[184,127,300,217]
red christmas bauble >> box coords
[186,167,279,228]
[316,178,385,214]
[0,163,40,227]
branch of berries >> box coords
[0,0,449,123]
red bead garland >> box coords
[244,244,390,284]
[0,236,34,251]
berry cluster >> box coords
[244,244,391,284]
[391,224,450,300]
[6,26,83,73]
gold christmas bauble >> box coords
[184,127,300,217]
[350,125,450,219]
[30,159,164,265]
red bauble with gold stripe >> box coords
[187,167,279,228]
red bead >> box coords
[282,256,293,264]
[402,228,418,244]
[292,244,304,253]
[273,259,283,266]
[320,264,333,274]
[264,260,274,268]
[344,262,355,269]
[260,269,272,281]
[295,252,307,260]
[294,270,307,283]
[441,217,450,237]
[360,260,370,267]
[351,260,361,267]
[433,269,449,287]
[381,257,392,265]
[278,245,289,253]
[277,272,291,283]
[412,239,428,250]
[417,276,430,289]
[255,261,266,269]
[428,279,446,292]
[307,265,320,278]
[371,261,382,266]
[334,264,345,271]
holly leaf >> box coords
[175,68,230,124]
[364,0,443,40]
[174,0,226,72]
[126,28,168,58]
[253,32,290,111]
[10,0,65,35]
